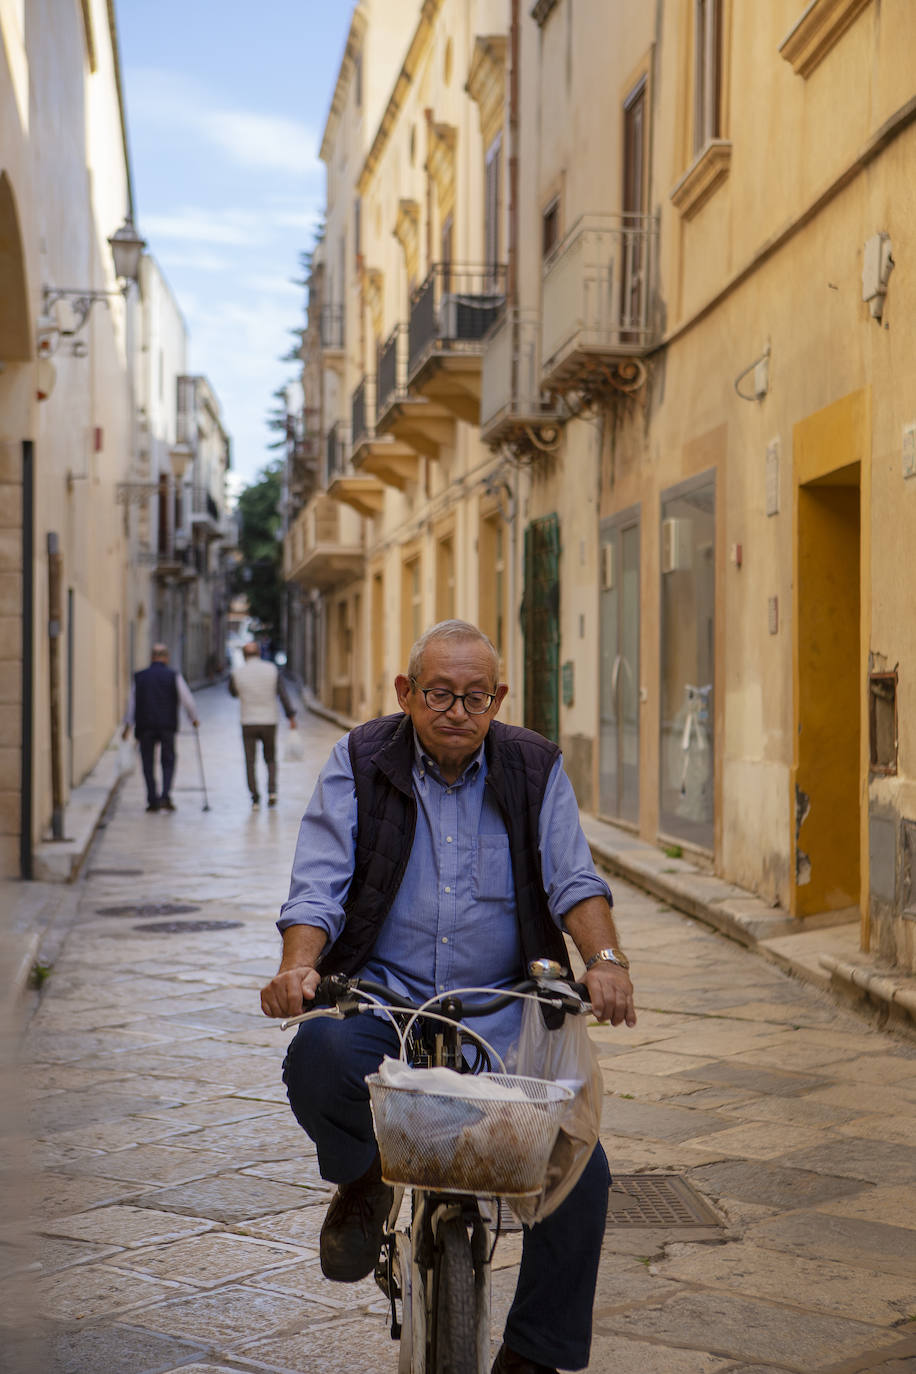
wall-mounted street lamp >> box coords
[38,215,146,358]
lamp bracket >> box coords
[42,285,125,339]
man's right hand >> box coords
[260,965,321,1019]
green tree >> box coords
[233,460,284,643]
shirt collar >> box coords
[412,727,484,784]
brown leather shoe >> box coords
[319,1155,393,1282]
[491,1343,559,1374]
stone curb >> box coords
[586,824,916,1037]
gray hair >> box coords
[407,620,499,685]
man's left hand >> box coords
[584,964,636,1027]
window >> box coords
[353,52,362,108]
[484,133,502,270]
[402,556,423,665]
[436,536,455,621]
[694,0,722,154]
[622,79,647,334]
[542,197,560,260]
[441,214,453,293]
[479,513,506,665]
[353,198,361,262]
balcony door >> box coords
[599,512,640,824]
[622,77,647,338]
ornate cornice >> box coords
[426,122,457,210]
[779,0,873,78]
[670,139,732,220]
[465,35,507,147]
[393,199,421,278]
[319,5,368,163]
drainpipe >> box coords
[20,442,34,878]
[507,0,522,721]
[47,532,65,840]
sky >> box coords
[116,0,354,495]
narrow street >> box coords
[4,687,916,1373]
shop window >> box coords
[659,474,716,850]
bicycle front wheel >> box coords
[430,1215,477,1374]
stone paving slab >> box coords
[687,1159,871,1211]
[1,1322,209,1374]
[746,1210,916,1278]
[599,1291,909,1370]
[38,1204,215,1248]
[656,1240,916,1325]
[135,1173,317,1223]
[112,1232,308,1288]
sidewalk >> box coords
[10,686,915,1041]
[4,686,916,1373]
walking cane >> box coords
[193,725,211,812]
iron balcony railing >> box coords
[541,213,657,375]
[407,263,507,381]
[320,304,345,351]
[351,375,376,450]
[324,421,351,485]
[377,324,408,421]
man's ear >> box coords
[491,683,509,715]
[394,674,411,711]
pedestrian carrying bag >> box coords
[508,982,603,1225]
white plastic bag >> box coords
[509,985,603,1225]
[283,729,305,762]
[117,737,135,778]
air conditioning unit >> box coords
[661,517,692,574]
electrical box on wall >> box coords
[862,232,894,319]
[601,543,614,590]
[661,518,692,574]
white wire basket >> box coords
[366,1071,573,1197]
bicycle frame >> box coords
[282,970,588,1374]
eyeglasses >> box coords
[410,679,497,715]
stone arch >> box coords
[0,171,31,361]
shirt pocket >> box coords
[472,834,513,902]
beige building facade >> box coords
[1,1,232,881]
[288,0,916,970]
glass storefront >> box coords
[659,473,716,850]
[599,511,640,825]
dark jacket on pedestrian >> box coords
[133,662,180,735]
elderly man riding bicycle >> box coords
[260,619,636,1374]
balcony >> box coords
[284,493,364,591]
[188,485,222,540]
[480,309,563,455]
[375,323,456,461]
[541,213,657,398]
[319,305,345,372]
[407,264,507,422]
[350,375,419,491]
[324,420,384,519]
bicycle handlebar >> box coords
[280,970,590,1032]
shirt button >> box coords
[444,886,451,893]
[441,936,448,944]
[446,836,453,843]
[446,788,452,794]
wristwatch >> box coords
[584,947,630,973]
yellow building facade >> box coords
[289,0,916,971]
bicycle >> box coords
[281,961,590,1374]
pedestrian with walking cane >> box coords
[122,644,199,813]
[229,640,299,808]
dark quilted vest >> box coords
[317,713,569,976]
[134,662,179,733]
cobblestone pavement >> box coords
[3,685,916,1373]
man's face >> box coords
[395,637,508,780]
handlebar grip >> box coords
[311,973,351,1009]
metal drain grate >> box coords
[96,902,201,917]
[607,1175,721,1228]
[133,919,243,934]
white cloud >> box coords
[127,68,320,178]
[142,210,255,246]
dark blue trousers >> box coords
[283,1013,609,1370]
[137,730,176,806]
